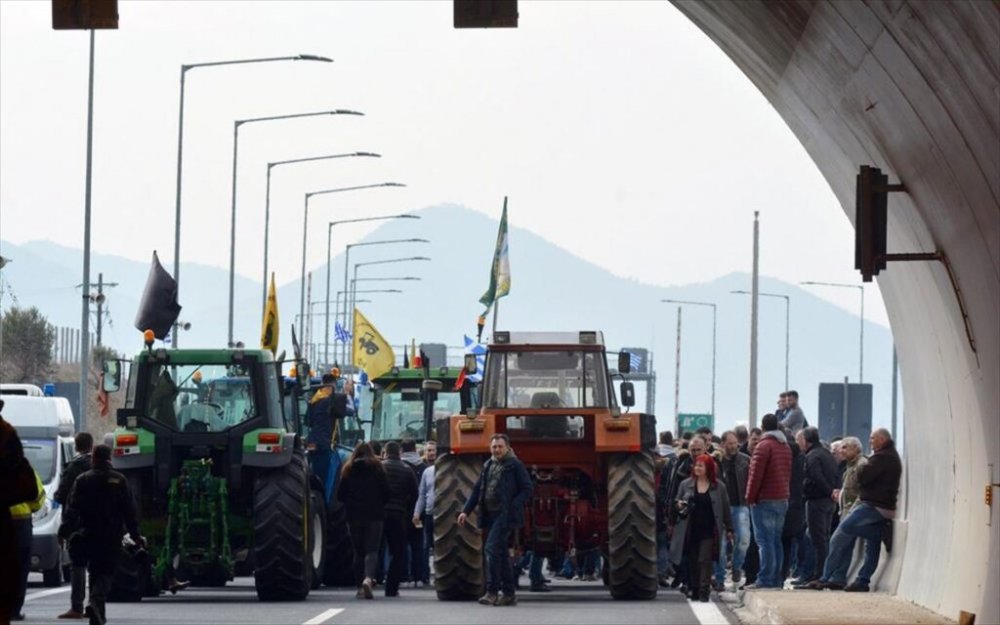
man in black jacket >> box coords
[59,445,142,625]
[459,434,533,607]
[381,441,417,597]
[795,427,838,586]
[810,428,901,592]
[54,432,94,619]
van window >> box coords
[22,438,57,484]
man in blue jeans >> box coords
[458,434,533,607]
[808,429,902,591]
[716,431,751,587]
[744,414,792,589]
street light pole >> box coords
[662,299,717,417]
[324,220,421,370]
[227,110,363,346]
[299,183,406,340]
[800,281,864,383]
[172,53,332,346]
[732,290,790,390]
[262,151,381,313]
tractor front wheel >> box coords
[607,452,658,600]
[433,453,485,601]
[252,449,311,601]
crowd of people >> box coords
[654,390,902,601]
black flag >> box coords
[134,251,181,340]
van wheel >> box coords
[42,553,63,587]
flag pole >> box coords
[492,298,499,336]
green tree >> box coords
[1,306,55,383]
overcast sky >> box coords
[0,0,889,327]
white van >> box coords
[2,387,76,586]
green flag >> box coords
[480,197,511,310]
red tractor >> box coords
[433,331,658,601]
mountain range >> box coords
[0,204,897,437]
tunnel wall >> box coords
[671,1,999,621]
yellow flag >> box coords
[352,308,395,378]
[260,273,279,355]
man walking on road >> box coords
[382,441,418,597]
[458,434,533,607]
[59,444,143,625]
[54,432,94,620]
[412,441,437,586]
[717,431,751,587]
[744,414,792,589]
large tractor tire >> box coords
[252,449,311,601]
[308,489,328,590]
[433,453,485,601]
[607,452,658,600]
[322,503,355,587]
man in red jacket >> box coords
[744,413,793,589]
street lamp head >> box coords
[409,238,430,243]
[354,152,381,158]
[396,214,420,219]
[382,182,406,188]
[332,109,364,116]
[297,54,334,62]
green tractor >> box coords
[345,364,476,448]
[101,346,328,601]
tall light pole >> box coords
[349,257,431,367]
[800,281,865,382]
[749,211,760,428]
[662,299,717,417]
[227,110,363,346]
[732,290,790,390]
[79,30,96,431]
[325,219,420,369]
[340,239,429,364]
[300,183,406,340]
[172,53,332,346]
[262,151,381,312]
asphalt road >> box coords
[20,573,739,625]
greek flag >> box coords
[629,352,642,372]
[334,321,351,344]
[463,334,487,383]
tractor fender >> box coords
[242,432,296,468]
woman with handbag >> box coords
[669,453,734,602]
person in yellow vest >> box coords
[1,398,40,622]
[10,467,46,622]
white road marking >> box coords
[25,586,72,602]
[302,607,344,625]
[689,598,731,625]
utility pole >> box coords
[748,211,760,429]
[88,273,118,347]
[674,306,682,436]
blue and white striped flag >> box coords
[629,352,642,372]
[463,334,487,383]
[334,321,351,344]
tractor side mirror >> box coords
[102,360,122,393]
[620,381,636,407]
[297,361,312,389]
[422,379,443,403]
[464,354,478,374]
[618,351,632,375]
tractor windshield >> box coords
[143,363,259,432]
[484,350,611,409]
[369,388,462,441]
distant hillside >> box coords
[0,204,896,435]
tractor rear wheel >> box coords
[433,453,485,601]
[252,449,311,601]
[322,503,355,587]
[607,452,658,600]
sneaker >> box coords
[792,578,818,589]
[478,593,499,606]
[824,581,846,591]
[84,606,103,625]
[529,583,550,592]
[699,592,710,603]
[711,581,725,592]
[361,577,374,599]
[497,593,517,606]
[168,579,191,594]
[59,609,86,619]
[802,580,826,590]
[658,576,670,588]
[731,569,742,584]
[844,582,870,593]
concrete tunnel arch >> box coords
[669,1,998,621]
